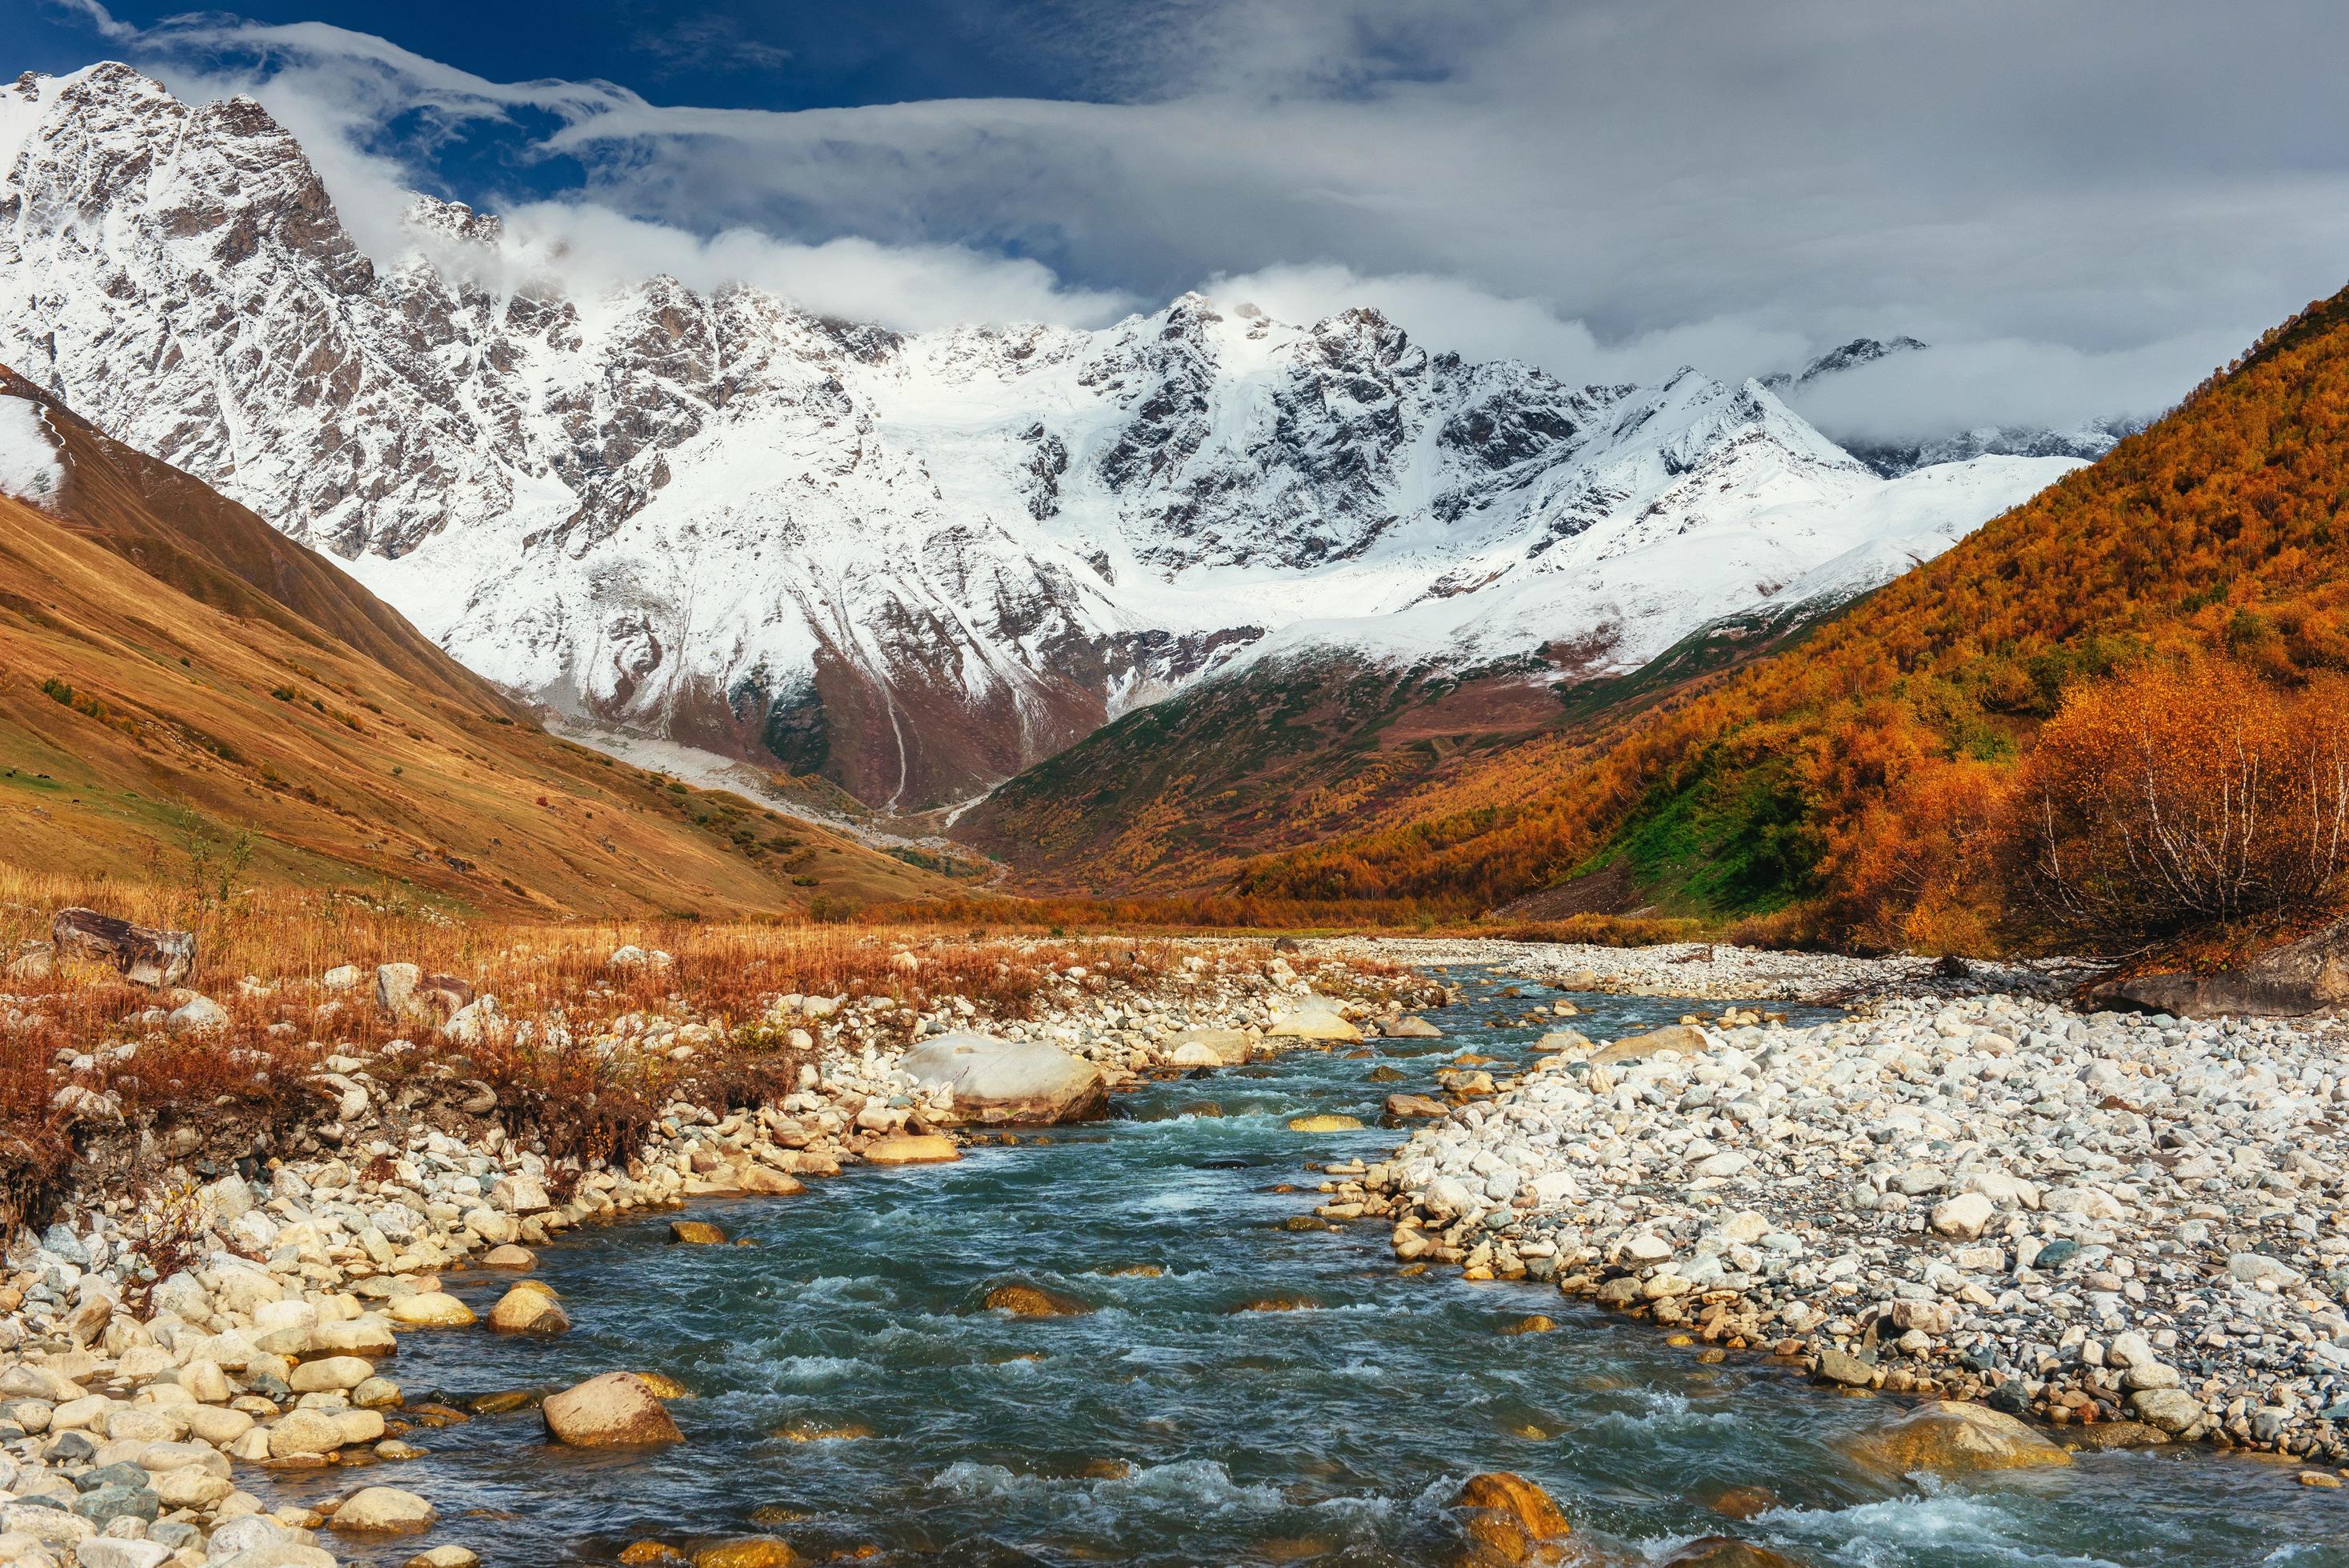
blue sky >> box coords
[12,0,2349,442]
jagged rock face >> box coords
[0,65,2083,809]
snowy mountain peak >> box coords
[0,64,2083,808]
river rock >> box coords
[862,1134,960,1165]
[1385,1016,1443,1038]
[480,1244,537,1269]
[402,1550,481,1568]
[1169,1028,1253,1065]
[542,1374,683,1448]
[1385,1094,1450,1118]
[1928,1191,1996,1240]
[983,1282,1090,1318]
[1287,1114,1363,1132]
[330,1486,436,1533]
[388,1293,475,1328]
[289,1357,374,1394]
[901,1033,1107,1124]
[266,1409,350,1459]
[1267,1004,1362,1042]
[670,1221,727,1245]
[1450,1472,1571,1566]
[2129,1388,2209,1435]
[1588,1025,1707,1065]
[487,1283,570,1335]
[1842,1401,2071,1475]
[692,1538,798,1567]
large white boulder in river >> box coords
[902,1033,1107,1124]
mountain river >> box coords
[262,968,2342,1566]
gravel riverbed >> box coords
[1343,965,2349,1474]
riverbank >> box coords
[1350,983,2349,1473]
[1317,936,2095,1005]
[0,930,1443,1566]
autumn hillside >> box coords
[0,374,950,917]
[1235,283,2349,951]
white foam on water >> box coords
[930,1462,1048,1500]
[1106,1457,1288,1513]
[763,1354,870,1382]
[1751,1490,2132,1568]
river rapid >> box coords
[273,969,2343,1566]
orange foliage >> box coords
[1236,283,2349,947]
[2013,662,2349,946]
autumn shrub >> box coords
[2012,662,2349,946]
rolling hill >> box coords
[0,370,949,915]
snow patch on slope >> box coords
[0,396,62,508]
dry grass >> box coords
[0,873,1227,1222]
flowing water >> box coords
[278,970,2346,1566]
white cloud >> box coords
[1783,333,2249,446]
[487,205,1130,330]
[45,0,2349,431]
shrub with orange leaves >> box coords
[2013,662,2349,946]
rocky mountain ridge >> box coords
[2,62,2080,809]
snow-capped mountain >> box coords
[0,64,2082,809]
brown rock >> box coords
[541,1373,682,1448]
[1384,1093,1451,1119]
[1589,1025,1707,1066]
[2091,918,2349,1018]
[52,907,194,988]
[1451,1472,1571,1566]
[633,1372,692,1399]
[479,1244,537,1269]
[863,1134,960,1166]
[982,1282,1091,1317]
[1699,1484,1781,1521]
[693,1541,798,1568]
[2059,1420,2173,1451]
[487,1282,570,1335]
[618,1544,687,1566]
[1841,1400,2071,1476]
[670,1221,727,1246]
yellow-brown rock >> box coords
[541,1373,683,1448]
[1451,1472,1571,1566]
[487,1282,570,1335]
[863,1134,960,1166]
[982,1282,1091,1317]
[1840,1401,2071,1476]
[692,1538,799,1568]
[670,1220,727,1245]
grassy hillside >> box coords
[0,374,949,917]
[1233,285,2349,950]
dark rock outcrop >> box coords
[2091,922,2349,1018]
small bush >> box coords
[2013,661,2349,946]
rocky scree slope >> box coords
[2,64,2076,814]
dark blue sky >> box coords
[10,0,1105,110]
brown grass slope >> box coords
[1234,283,2349,946]
[0,376,950,916]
